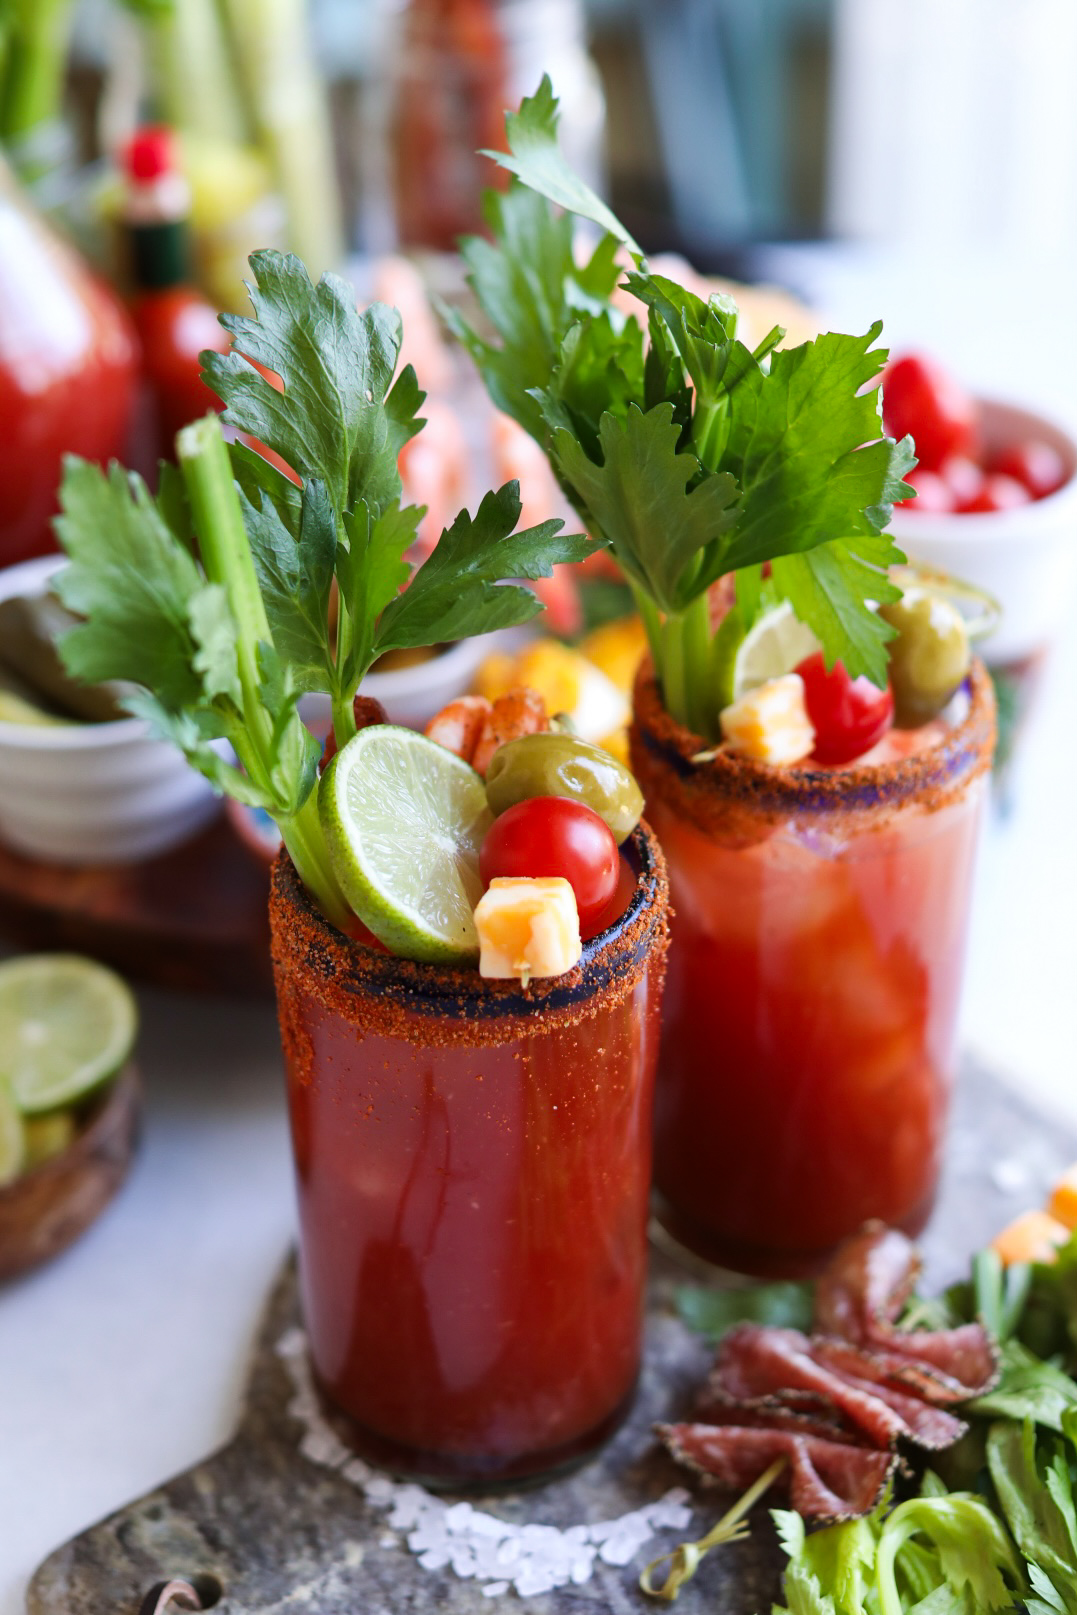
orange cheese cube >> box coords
[1047,1163,1077,1231]
[990,1209,1070,1267]
[719,674,815,765]
[474,877,582,986]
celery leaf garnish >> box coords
[53,249,588,928]
[481,75,641,256]
[460,83,916,731]
[376,483,589,651]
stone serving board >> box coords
[28,1059,1076,1615]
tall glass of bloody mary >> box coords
[631,662,995,1278]
[269,823,669,1486]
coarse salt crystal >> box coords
[482,1581,511,1599]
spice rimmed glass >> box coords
[631,663,995,1279]
[269,825,669,1486]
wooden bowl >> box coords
[0,1062,141,1282]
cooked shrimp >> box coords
[424,695,492,766]
[471,687,549,777]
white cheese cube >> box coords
[474,877,582,985]
[719,673,815,765]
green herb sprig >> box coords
[55,250,593,924]
[451,77,916,738]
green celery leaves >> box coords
[460,80,917,718]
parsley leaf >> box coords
[676,1279,814,1338]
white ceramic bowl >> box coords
[300,633,495,737]
[0,556,220,865]
[889,399,1077,665]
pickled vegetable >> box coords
[878,591,971,727]
[485,732,643,844]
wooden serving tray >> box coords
[0,818,272,997]
[28,1057,1076,1615]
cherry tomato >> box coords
[990,439,1069,500]
[962,472,1030,514]
[881,353,977,471]
[904,467,956,514]
[480,797,619,935]
[939,455,985,511]
[794,653,894,765]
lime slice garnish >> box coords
[319,725,493,963]
[0,1082,25,1186]
[714,601,823,710]
[0,955,138,1116]
[891,563,1001,645]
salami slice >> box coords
[660,1423,896,1522]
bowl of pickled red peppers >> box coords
[884,351,1077,666]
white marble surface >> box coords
[1,244,1076,1613]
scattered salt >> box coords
[276,1331,693,1601]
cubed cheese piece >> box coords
[990,1209,1070,1267]
[474,877,582,985]
[1048,1163,1077,1230]
[720,674,815,765]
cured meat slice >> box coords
[813,1334,997,1405]
[660,1423,896,1522]
[814,1224,919,1338]
[711,1324,964,1449]
[694,1388,856,1446]
[812,1226,998,1397]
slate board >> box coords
[27,1057,1076,1615]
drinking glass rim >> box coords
[631,657,996,823]
[270,820,669,1030]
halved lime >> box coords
[319,725,493,963]
[0,955,138,1116]
[0,1082,24,1186]
[714,601,823,710]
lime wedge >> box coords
[23,1110,77,1169]
[0,955,138,1116]
[319,725,493,963]
[0,1082,24,1186]
[715,601,823,710]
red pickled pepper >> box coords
[120,126,230,459]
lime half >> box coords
[319,725,493,963]
[0,1082,24,1185]
[714,601,823,710]
[0,955,138,1116]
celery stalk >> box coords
[144,0,250,146]
[0,0,77,145]
[218,0,344,276]
[176,416,349,928]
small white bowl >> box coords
[0,557,220,865]
[300,633,494,737]
[889,399,1077,665]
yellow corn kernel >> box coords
[719,674,815,765]
[1047,1163,1077,1230]
[991,1210,1070,1267]
[474,877,582,986]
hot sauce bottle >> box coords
[120,126,230,458]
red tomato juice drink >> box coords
[631,662,995,1279]
[268,825,669,1486]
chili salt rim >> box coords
[630,656,996,836]
[269,821,669,1048]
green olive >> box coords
[485,733,644,843]
[879,590,971,727]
